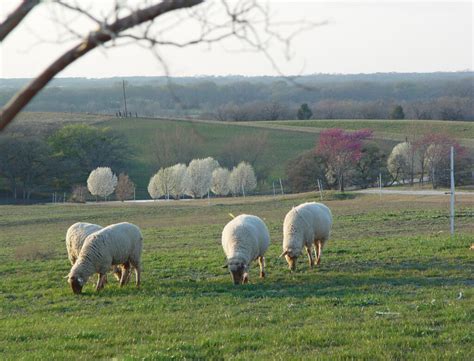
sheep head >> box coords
[68,275,85,294]
[227,260,248,285]
[280,249,297,271]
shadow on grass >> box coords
[162,275,471,301]
[61,257,472,300]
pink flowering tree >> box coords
[316,128,373,191]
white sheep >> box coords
[280,202,333,271]
[221,214,270,285]
[65,222,103,265]
[65,222,121,281]
[67,222,143,294]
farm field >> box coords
[0,193,473,359]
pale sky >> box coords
[0,0,472,78]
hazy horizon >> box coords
[1,1,472,78]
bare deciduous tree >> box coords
[219,132,269,169]
[151,126,204,168]
[115,173,135,201]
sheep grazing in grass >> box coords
[66,222,103,265]
[221,214,270,285]
[67,222,143,294]
[280,202,333,271]
[65,222,121,281]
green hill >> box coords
[94,117,318,197]
[6,112,473,198]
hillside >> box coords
[3,112,473,198]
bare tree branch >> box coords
[0,0,39,42]
[0,0,204,131]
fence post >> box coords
[450,146,455,237]
[379,173,382,199]
[317,179,323,201]
[272,182,276,197]
[279,178,284,195]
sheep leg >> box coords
[314,240,319,260]
[316,241,323,265]
[112,265,122,282]
[135,267,141,288]
[258,256,266,278]
[306,246,314,269]
[96,273,107,291]
[119,263,131,287]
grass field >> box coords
[264,119,474,144]
[0,193,473,359]
[94,117,318,196]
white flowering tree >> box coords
[184,157,219,198]
[148,167,175,200]
[87,167,118,201]
[169,163,187,199]
[211,167,230,196]
[228,162,257,196]
[387,142,420,184]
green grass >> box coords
[94,117,317,195]
[265,119,474,144]
[0,193,473,359]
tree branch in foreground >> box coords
[0,0,204,131]
[0,0,39,42]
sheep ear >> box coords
[222,263,228,269]
[279,250,288,258]
[63,275,69,279]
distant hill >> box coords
[1,72,472,121]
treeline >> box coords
[0,125,129,201]
[286,129,472,193]
[0,72,472,120]
[0,124,271,202]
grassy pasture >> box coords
[94,117,318,195]
[0,193,473,360]
[264,119,474,144]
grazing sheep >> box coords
[67,222,143,294]
[280,202,332,271]
[65,222,121,281]
[221,214,270,285]
[66,222,103,265]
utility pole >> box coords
[122,80,128,117]
[450,146,455,237]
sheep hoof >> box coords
[260,271,265,278]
